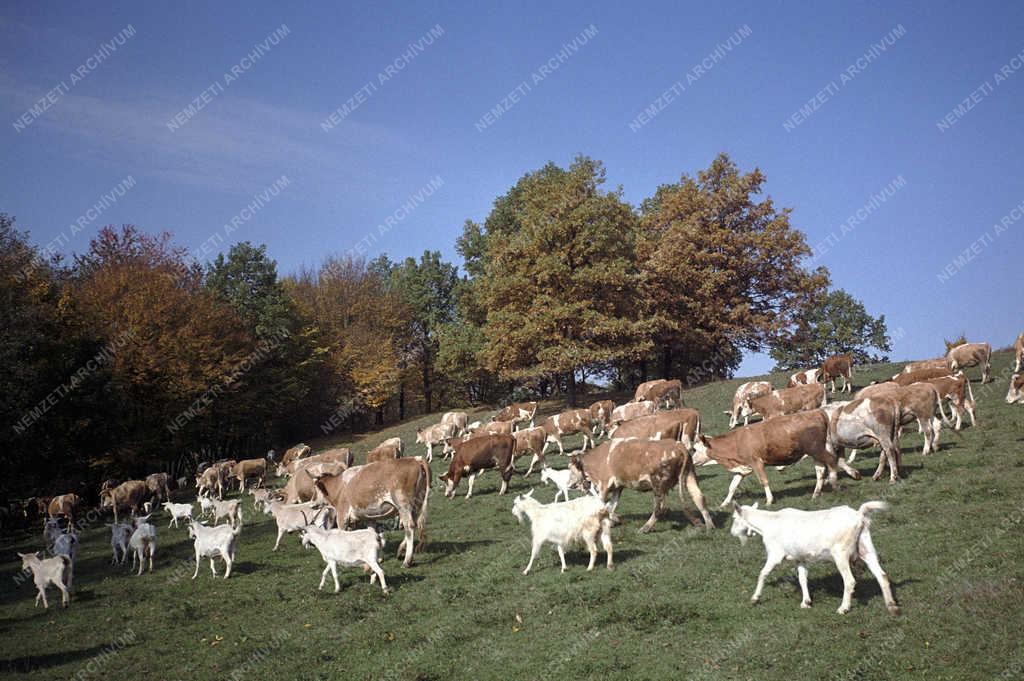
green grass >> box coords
[2,354,1023,680]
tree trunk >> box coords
[661,345,673,380]
[399,384,406,420]
[422,351,432,414]
[638,359,648,384]
[567,369,578,407]
[375,408,384,426]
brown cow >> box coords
[856,382,951,456]
[46,494,82,525]
[1015,332,1024,373]
[440,434,516,499]
[646,379,684,409]
[568,438,713,532]
[283,467,326,504]
[588,399,616,436]
[632,379,673,404]
[493,402,538,428]
[892,366,951,387]
[540,409,595,455]
[788,368,821,386]
[727,381,773,428]
[415,422,457,462]
[196,466,227,499]
[820,354,854,393]
[920,373,977,429]
[1007,373,1024,404]
[608,408,701,449]
[441,411,469,436]
[946,341,992,383]
[280,443,312,469]
[144,473,172,504]
[748,383,826,421]
[692,410,859,507]
[897,358,949,376]
[231,459,267,492]
[478,420,514,436]
[100,480,148,524]
[512,426,548,476]
[314,457,431,567]
[827,396,902,482]
[366,437,403,463]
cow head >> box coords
[729,502,758,545]
[439,471,455,498]
[566,456,591,494]
[691,435,712,466]
[1007,374,1024,404]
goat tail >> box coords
[858,501,889,517]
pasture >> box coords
[2,353,1022,681]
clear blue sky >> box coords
[2,1,1021,375]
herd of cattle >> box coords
[12,335,1024,615]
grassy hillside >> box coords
[2,353,1023,680]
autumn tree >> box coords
[769,288,891,369]
[637,153,829,384]
[466,156,650,406]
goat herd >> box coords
[13,336,1024,618]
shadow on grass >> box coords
[1,640,137,674]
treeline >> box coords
[0,153,890,496]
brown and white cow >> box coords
[440,434,516,499]
[827,397,902,482]
[820,354,854,393]
[196,465,227,499]
[415,422,457,462]
[920,373,977,429]
[633,379,683,408]
[1015,333,1024,373]
[788,368,821,387]
[608,409,701,450]
[280,443,312,469]
[100,480,149,524]
[512,426,549,477]
[283,467,327,505]
[856,382,951,456]
[945,341,991,383]
[46,494,82,525]
[1007,373,1024,404]
[727,381,773,428]
[477,420,515,437]
[314,457,431,567]
[568,438,713,532]
[492,402,538,428]
[897,358,949,377]
[892,367,951,387]
[610,400,657,424]
[366,437,403,463]
[747,383,826,421]
[692,410,858,507]
[441,411,469,436]
[588,399,616,437]
[540,409,596,455]
[231,459,267,492]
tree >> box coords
[637,153,829,384]
[470,156,650,406]
[769,288,891,369]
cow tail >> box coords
[966,378,976,406]
[414,459,431,549]
[934,387,953,427]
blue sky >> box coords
[2,1,1022,375]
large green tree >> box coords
[769,288,891,369]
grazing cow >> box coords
[277,448,351,477]
[609,400,657,425]
[46,494,81,525]
[493,402,538,428]
[692,410,859,507]
[820,354,854,393]
[728,381,773,428]
[440,434,516,499]
[281,443,312,469]
[511,490,613,574]
[17,552,71,609]
[856,382,951,456]
[747,383,826,421]
[415,422,456,462]
[897,358,949,376]
[1006,373,1024,404]
[283,466,327,505]
[827,397,902,482]
[946,341,992,383]
[608,409,701,450]
[231,459,267,492]
[632,379,679,405]
[301,526,389,594]
[196,466,227,499]
[366,438,403,463]
[568,438,713,532]
[920,373,977,429]
[478,420,515,436]
[588,399,616,436]
[540,409,595,456]
[441,411,469,436]
[100,480,148,524]
[314,457,431,567]
[892,366,951,387]
[512,426,549,477]
[145,473,172,505]
[788,368,821,387]
[1015,332,1024,373]
[730,501,899,615]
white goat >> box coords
[730,501,900,615]
[510,489,613,574]
[249,488,276,513]
[51,530,78,588]
[128,515,157,575]
[108,522,133,564]
[162,501,194,528]
[18,551,71,608]
[269,501,334,550]
[208,498,243,528]
[539,466,574,502]
[188,520,242,579]
[300,525,388,594]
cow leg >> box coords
[720,474,745,508]
[399,508,416,567]
[797,564,812,608]
[752,548,785,603]
[680,464,714,529]
[812,464,826,498]
[639,491,664,533]
[859,529,899,615]
[465,474,477,499]
[498,471,510,496]
[833,551,857,614]
[556,436,565,456]
[919,417,933,456]
[606,488,623,525]
[524,453,543,477]
[752,461,774,506]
